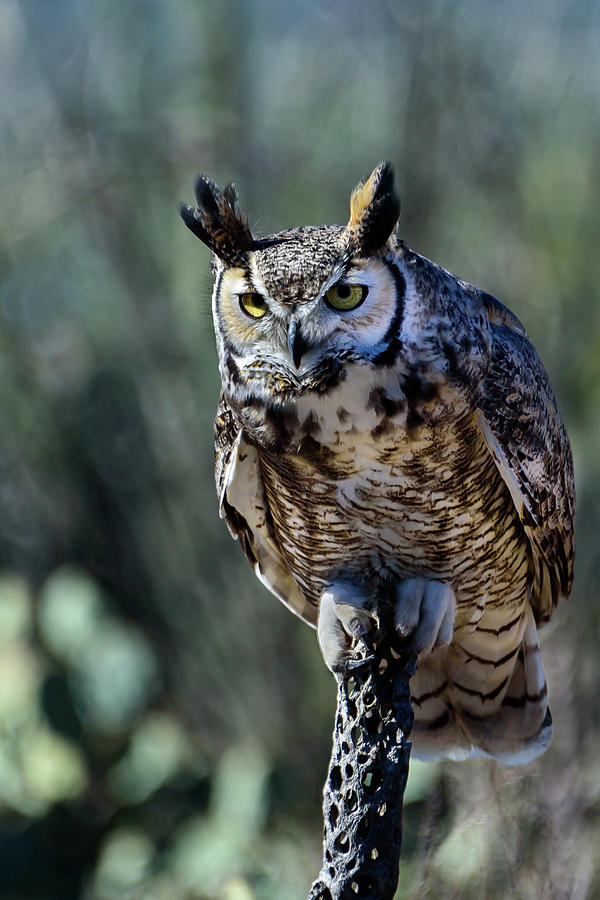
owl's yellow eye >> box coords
[239,292,268,319]
[325,283,368,311]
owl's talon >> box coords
[331,651,376,678]
[317,582,377,675]
[346,615,375,649]
[394,578,456,656]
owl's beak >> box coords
[287,319,310,369]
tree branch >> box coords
[308,612,417,900]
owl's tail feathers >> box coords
[410,607,552,765]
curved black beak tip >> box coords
[287,320,310,369]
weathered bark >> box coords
[308,610,417,900]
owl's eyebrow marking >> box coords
[317,256,354,299]
[246,256,273,302]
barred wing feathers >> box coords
[476,295,575,624]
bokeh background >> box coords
[1,0,599,897]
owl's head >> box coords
[180,162,405,404]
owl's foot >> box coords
[317,582,377,678]
[394,578,456,656]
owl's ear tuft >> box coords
[180,176,254,265]
[347,161,400,255]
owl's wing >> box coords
[475,294,575,624]
[214,394,316,626]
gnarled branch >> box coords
[309,609,416,900]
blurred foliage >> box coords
[0,0,599,897]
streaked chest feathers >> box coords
[254,360,525,621]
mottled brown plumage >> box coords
[181,163,574,764]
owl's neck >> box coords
[225,352,477,457]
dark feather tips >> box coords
[180,175,253,264]
[348,161,401,254]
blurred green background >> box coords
[1,0,599,897]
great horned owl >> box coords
[180,162,574,764]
